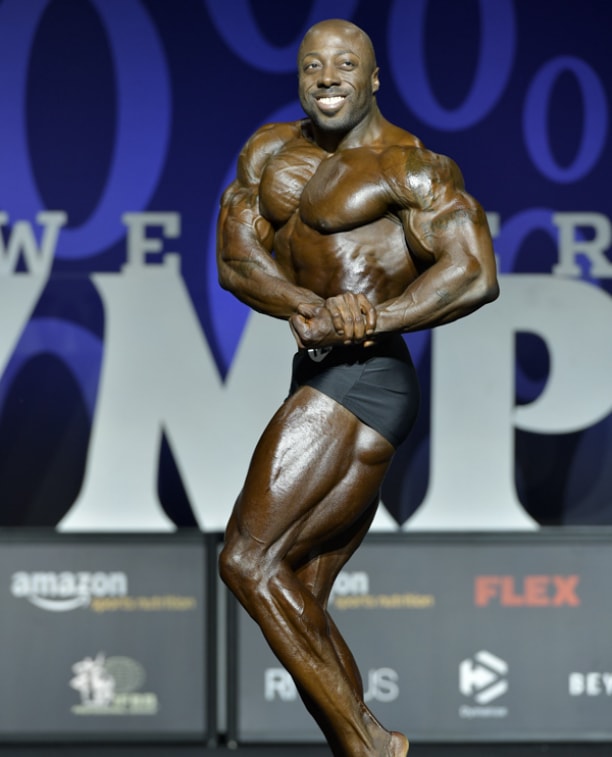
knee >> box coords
[218,536,264,599]
[218,539,244,590]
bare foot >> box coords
[389,730,409,756]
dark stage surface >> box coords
[0,743,610,756]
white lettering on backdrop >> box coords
[1,211,611,531]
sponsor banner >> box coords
[0,533,207,739]
[229,532,612,743]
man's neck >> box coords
[310,105,386,153]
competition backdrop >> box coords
[1,0,611,533]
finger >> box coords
[296,302,318,318]
[289,315,307,348]
[355,292,377,334]
[326,293,369,341]
[325,297,348,337]
[339,293,367,342]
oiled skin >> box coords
[217,19,499,756]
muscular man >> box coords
[217,18,499,756]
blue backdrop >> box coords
[1,0,611,530]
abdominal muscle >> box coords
[273,212,419,303]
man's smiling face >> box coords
[297,20,379,137]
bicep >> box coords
[402,191,494,272]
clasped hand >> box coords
[289,292,377,349]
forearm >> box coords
[219,257,324,319]
[375,256,499,335]
[217,192,323,319]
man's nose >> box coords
[317,64,340,87]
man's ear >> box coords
[372,67,380,94]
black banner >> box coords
[0,532,207,740]
[229,531,612,743]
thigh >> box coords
[232,386,395,566]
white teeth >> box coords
[319,96,344,105]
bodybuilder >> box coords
[217,18,499,756]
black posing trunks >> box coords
[288,334,420,449]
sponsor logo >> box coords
[11,571,128,611]
[265,667,400,703]
[474,575,580,607]
[569,672,612,696]
[264,668,298,702]
[70,653,158,716]
[307,346,333,362]
[364,668,400,702]
[331,570,371,598]
[330,570,435,610]
[10,570,197,613]
[459,651,509,719]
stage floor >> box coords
[0,743,610,756]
